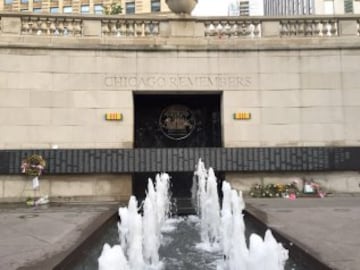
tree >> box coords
[105,2,123,15]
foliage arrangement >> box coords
[21,154,46,177]
[249,182,300,198]
[105,3,123,15]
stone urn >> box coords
[165,0,198,15]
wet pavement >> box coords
[0,196,359,270]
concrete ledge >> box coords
[1,34,360,51]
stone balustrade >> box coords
[280,19,338,37]
[203,19,261,38]
[0,12,359,39]
[21,16,82,36]
[101,18,160,37]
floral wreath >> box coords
[21,154,46,177]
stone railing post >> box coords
[160,20,203,37]
[338,18,358,36]
[1,17,21,35]
[83,19,101,37]
[261,21,280,38]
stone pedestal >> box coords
[165,0,198,15]
[160,20,203,37]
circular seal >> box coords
[159,104,196,140]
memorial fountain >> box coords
[98,159,289,270]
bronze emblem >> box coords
[159,105,196,140]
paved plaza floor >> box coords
[0,202,119,270]
[246,196,360,270]
[0,196,359,270]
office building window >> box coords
[63,6,72,13]
[239,1,249,16]
[81,5,90,14]
[50,7,59,13]
[4,0,13,4]
[94,4,103,14]
[33,8,42,13]
[21,0,28,3]
[151,0,160,12]
[344,0,353,13]
[34,0,41,2]
[324,0,334,14]
[126,2,135,14]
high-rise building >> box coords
[264,0,360,16]
[0,0,170,14]
[228,0,264,16]
[264,0,315,15]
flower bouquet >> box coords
[21,154,46,177]
[21,154,46,190]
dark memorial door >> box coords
[133,94,222,199]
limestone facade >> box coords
[1,13,360,201]
[0,174,132,202]
[1,46,359,149]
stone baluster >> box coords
[305,20,313,36]
[39,19,47,35]
[358,20,360,36]
[135,21,143,37]
[101,20,110,36]
[151,21,159,36]
[110,21,118,36]
[73,20,82,36]
[247,21,254,37]
[208,22,216,36]
[321,20,329,36]
[314,20,321,36]
[57,20,65,35]
[127,21,135,36]
[144,21,151,36]
[216,21,222,36]
[330,20,337,36]
[49,19,56,35]
[204,22,211,36]
[238,21,247,36]
[253,21,261,37]
[223,22,231,37]
[22,19,30,34]
[65,20,73,36]
[280,21,289,36]
[119,21,126,36]
[297,20,305,36]
[230,22,238,37]
[33,19,41,35]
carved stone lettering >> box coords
[104,74,252,89]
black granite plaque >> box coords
[1,147,360,175]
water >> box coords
[99,173,171,270]
[192,159,288,270]
[69,161,308,270]
[69,214,305,270]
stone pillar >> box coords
[160,19,203,37]
[83,19,101,36]
[1,17,22,35]
[262,21,280,37]
[338,19,358,36]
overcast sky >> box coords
[192,0,233,16]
